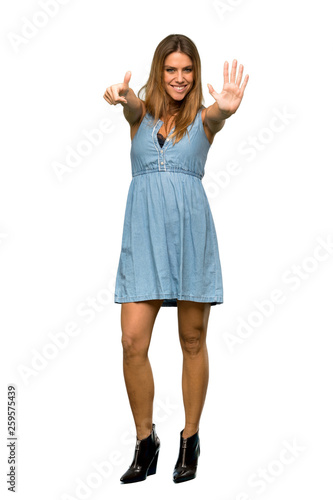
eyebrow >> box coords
[164,65,193,69]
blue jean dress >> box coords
[114,105,223,307]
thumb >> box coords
[207,83,218,100]
[123,70,131,88]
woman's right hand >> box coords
[103,71,132,105]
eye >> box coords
[165,68,193,73]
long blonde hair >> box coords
[138,34,204,145]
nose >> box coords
[175,71,185,84]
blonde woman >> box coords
[104,34,249,483]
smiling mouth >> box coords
[170,84,188,92]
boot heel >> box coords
[147,450,159,476]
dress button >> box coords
[161,162,164,165]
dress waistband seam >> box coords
[132,170,202,180]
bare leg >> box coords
[177,300,211,439]
[121,299,163,440]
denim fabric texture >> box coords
[114,106,223,307]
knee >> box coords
[179,330,205,356]
[121,331,149,360]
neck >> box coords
[166,96,182,115]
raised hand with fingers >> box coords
[207,60,249,118]
[104,71,132,105]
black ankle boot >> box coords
[173,428,200,483]
[120,423,160,483]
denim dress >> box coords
[114,105,223,307]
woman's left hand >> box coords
[207,60,249,118]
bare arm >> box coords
[204,101,228,135]
[121,88,143,125]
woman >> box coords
[103,34,248,483]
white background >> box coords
[1,0,332,498]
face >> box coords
[163,52,194,102]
